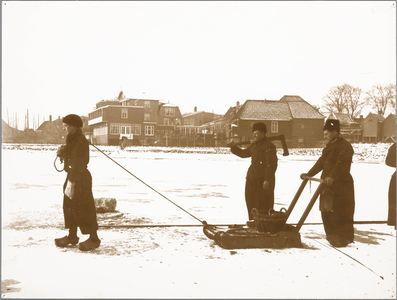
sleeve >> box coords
[386,143,396,168]
[329,141,354,180]
[264,143,277,181]
[307,155,325,177]
[230,145,252,158]
[68,137,89,182]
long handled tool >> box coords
[228,134,289,156]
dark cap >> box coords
[252,122,267,133]
[63,114,83,128]
[323,119,340,132]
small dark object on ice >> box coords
[95,198,117,213]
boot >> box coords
[55,236,79,247]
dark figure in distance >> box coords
[228,122,278,221]
[386,142,396,227]
[301,119,355,247]
[55,114,101,251]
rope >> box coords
[312,238,384,280]
[53,156,64,172]
[89,142,206,225]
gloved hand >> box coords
[64,180,75,199]
[323,177,334,186]
[263,180,270,190]
[57,145,67,163]
[300,173,308,180]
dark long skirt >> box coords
[388,172,396,226]
[245,178,275,220]
[321,180,355,243]
[63,169,98,234]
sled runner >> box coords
[203,177,325,249]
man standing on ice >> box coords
[55,114,101,251]
[228,122,278,222]
[301,119,355,247]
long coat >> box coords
[306,136,355,242]
[386,143,396,226]
[62,129,98,234]
[231,137,278,219]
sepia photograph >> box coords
[2,1,396,298]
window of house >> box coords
[144,101,150,109]
[165,108,175,116]
[190,118,194,125]
[144,114,150,122]
[121,124,130,135]
[145,126,154,136]
[121,108,128,119]
[271,121,278,133]
[164,118,170,125]
[184,119,189,125]
[110,123,120,135]
[131,124,141,135]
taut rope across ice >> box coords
[88,142,208,226]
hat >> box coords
[323,119,340,132]
[252,122,267,133]
[63,114,83,128]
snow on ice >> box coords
[1,143,396,298]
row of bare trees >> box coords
[321,83,396,119]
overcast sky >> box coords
[2,1,396,129]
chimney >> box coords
[236,101,240,110]
[194,106,197,112]
[49,115,52,122]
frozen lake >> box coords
[1,146,395,299]
[2,147,393,227]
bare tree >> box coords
[322,85,346,114]
[322,84,365,119]
[389,87,396,114]
[365,83,396,116]
[342,84,364,119]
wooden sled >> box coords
[203,177,324,249]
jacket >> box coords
[231,137,278,181]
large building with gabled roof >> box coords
[231,95,325,147]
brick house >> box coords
[88,91,183,146]
[177,108,222,147]
[231,95,325,147]
[362,113,385,143]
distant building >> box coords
[2,119,21,142]
[36,115,64,144]
[328,112,362,143]
[382,113,396,142]
[231,95,325,148]
[88,91,183,146]
[362,113,385,143]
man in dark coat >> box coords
[228,122,278,221]
[55,114,100,251]
[301,119,355,247]
[385,143,396,227]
